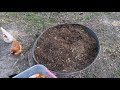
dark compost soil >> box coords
[34,24,97,73]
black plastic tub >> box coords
[32,24,100,76]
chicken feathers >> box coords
[10,39,22,55]
[0,27,14,43]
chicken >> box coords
[0,27,14,43]
[29,74,45,78]
[10,39,22,55]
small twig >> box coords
[15,66,21,73]
[12,59,19,68]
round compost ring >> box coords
[32,24,100,75]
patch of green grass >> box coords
[4,12,22,22]
[105,47,115,53]
[115,69,120,77]
[102,12,117,19]
[24,13,46,32]
[102,12,112,16]
[7,12,20,18]
[8,12,18,16]
[84,14,93,21]
[83,12,114,21]
[92,12,103,16]
[24,13,39,22]
[83,12,101,21]
[24,12,57,31]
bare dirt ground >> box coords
[0,12,120,78]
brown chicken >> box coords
[29,74,45,78]
[10,39,22,55]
